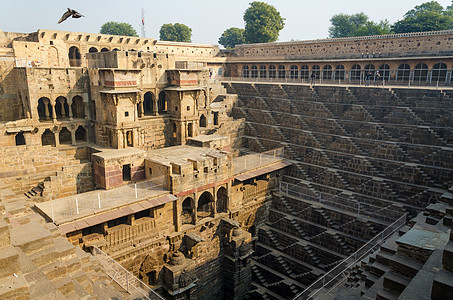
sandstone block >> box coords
[0,217,10,247]
[11,222,53,254]
[0,245,20,280]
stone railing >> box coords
[92,245,165,300]
[292,213,407,299]
[219,75,453,87]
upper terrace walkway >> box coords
[218,76,453,90]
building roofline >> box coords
[235,30,453,49]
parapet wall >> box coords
[233,30,453,60]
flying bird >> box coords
[58,8,84,24]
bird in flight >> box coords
[58,8,84,24]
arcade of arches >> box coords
[239,62,451,83]
[180,187,228,227]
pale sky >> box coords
[1,0,452,46]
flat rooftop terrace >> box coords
[145,145,226,165]
[35,177,171,227]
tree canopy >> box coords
[100,22,138,37]
[218,27,246,48]
[328,13,391,38]
[243,1,285,43]
[159,23,192,43]
[393,1,453,33]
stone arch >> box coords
[68,46,81,67]
[432,63,447,82]
[242,65,249,78]
[251,65,258,78]
[322,65,333,80]
[199,114,207,128]
[216,187,228,213]
[41,129,55,146]
[101,47,109,52]
[88,47,98,53]
[75,126,87,143]
[158,91,166,113]
[55,96,69,119]
[71,95,85,118]
[414,63,429,82]
[143,92,154,116]
[378,64,391,81]
[138,255,159,286]
[350,64,361,81]
[181,197,194,225]
[396,64,411,81]
[278,65,286,79]
[300,65,309,80]
[15,132,25,146]
[334,65,345,80]
[259,65,266,78]
[59,127,72,144]
[311,65,320,79]
[268,65,276,78]
[364,64,375,79]
[290,65,298,79]
[37,97,52,121]
[197,191,213,219]
[364,64,375,73]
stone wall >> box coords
[233,30,453,59]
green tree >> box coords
[328,13,368,38]
[329,13,393,37]
[159,23,192,43]
[243,1,285,43]
[100,22,138,37]
[218,27,246,48]
[393,1,453,33]
[355,20,393,36]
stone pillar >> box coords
[122,130,127,148]
[43,99,51,120]
[134,102,139,121]
[139,101,144,118]
[67,99,73,120]
[51,102,57,122]
[71,130,76,145]
[153,100,158,116]
[193,194,198,225]
[59,98,66,118]
[213,187,218,217]
[174,201,180,232]
[54,129,60,147]
[83,93,89,120]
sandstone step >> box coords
[29,245,59,267]
[383,271,410,294]
[388,253,422,278]
[10,222,53,255]
[0,245,20,280]
[0,274,30,299]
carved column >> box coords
[58,98,66,118]
[51,101,57,122]
[139,101,144,118]
[54,128,60,147]
[71,129,76,145]
[44,99,51,121]
[67,98,73,120]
